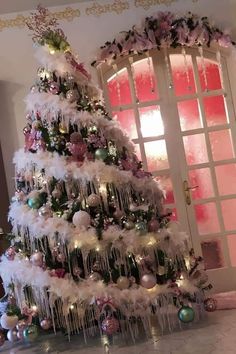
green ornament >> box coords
[23,324,39,342]
[178,306,195,323]
[135,221,147,236]
[27,195,44,210]
[95,148,108,161]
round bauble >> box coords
[135,221,148,236]
[94,148,108,161]
[101,317,119,335]
[66,89,78,102]
[0,332,5,346]
[30,251,44,267]
[38,205,52,218]
[5,246,16,261]
[140,274,156,289]
[178,306,195,323]
[0,313,18,330]
[7,329,18,342]
[157,266,165,276]
[89,272,102,281]
[124,220,135,230]
[148,219,160,232]
[23,324,38,342]
[72,211,91,228]
[70,132,82,144]
[204,298,217,312]
[16,319,27,332]
[40,318,52,330]
[116,276,130,290]
[87,194,101,207]
[27,192,44,210]
[58,123,68,134]
[49,82,59,95]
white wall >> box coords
[0,0,235,196]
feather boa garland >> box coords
[9,201,189,254]
[24,95,135,154]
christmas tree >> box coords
[0,6,212,346]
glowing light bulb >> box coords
[32,305,37,311]
[70,305,74,310]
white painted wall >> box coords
[0,0,235,197]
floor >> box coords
[1,310,236,354]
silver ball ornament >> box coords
[94,148,108,161]
[87,194,101,207]
[140,273,156,289]
[116,276,130,290]
[72,211,91,228]
[38,205,52,218]
[40,318,52,330]
[7,329,18,342]
[23,324,39,342]
[30,251,44,267]
[89,272,102,281]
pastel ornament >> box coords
[87,194,101,207]
[72,211,91,229]
[40,318,52,330]
[140,273,156,289]
[0,313,18,330]
[116,276,130,290]
[7,329,18,342]
[30,251,44,267]
[101,317,119,335]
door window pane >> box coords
[154,174,175,204]
[139,106,164,138]
[132,58,158,102]
[113,110,137,139]
[209,129,234,161]
[215,164,236,196]
[188,168,214,200]
[170,54,196,96]
[197,58,222,92]
[201,239,224,269]
[203,95,228,127]
[107,68,132,106]
[194,202,220,235]
[227,235,236,267]
[221,199,236,231]
[144,140,169,171]
[177,99,202,131]
[183,134,208,165]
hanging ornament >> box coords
[38,204,52,218]
[40,318,52,330]
[140,273,156,289]
[58,122,68,134]
[116,276,130,290]
[89,272,102,281]
[27,191,44,210]
[23,324,39,342]
[204,298,217,312]
[95,148,108,161]
[148,218,159,232]
[101,316,119,335]
[135,221,148,235]
[66,89,79,102]
[49,82,59,95]
[178,305,195,323]
[30,251,44,267]
[37,67,51,79]
[16,319,28,332]
[0,313,18,330]
[87,194,101,207]
[124,220,135,230]
[7,329,18,342]
[0,331,5,347]
[5,246,16,261]
[72,211,91,228]
[157,265,166,276]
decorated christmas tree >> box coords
[0,6,212,346]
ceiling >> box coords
[0,0,90,15]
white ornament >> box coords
[0,313,18,329]
[116,276,130,290]
[72,211,91,228]
[7,329,18,342]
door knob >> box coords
[183,180,199,205]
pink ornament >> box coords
[17,330,24,340]
[101,316,119,335]
[30,251,44,267]
[16,319,28,331]
[67,142,87,160]
[5,246,16,261]
[148,219,160,232]
[140,273,156,289]
[40,318,52,330]
[49,82,59,94]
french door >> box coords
[100,47,236,293]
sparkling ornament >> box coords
[30,251,44,267]
[0,313,18,330]
[49,82,59,94]
[16,319,27,332]
[116,276,130,290]
[89,272,102,281]
[94,148,108,161]
[204,298,217,312]
[37,67,50,79]
[70,132,83,144]
[135,221,148,236]
[178,306,195,323]
[101,316,119,335]
[5,246,16,261]
[59,123,68,134]
[7,329,18,342]
[158,265,166,276]
[66,89,78,102]
[27,192,44,210]
[140,273,156,289]
[38,205,52,218]
[23,324,38,342]
[148,219,160,232]
[124,220,135,230]
[0,332,5,347]
[87,194,101,207]
[88,125,97,134]
[72,211,91,228]
[40,318,52,330]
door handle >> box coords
[183,180,199,205]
